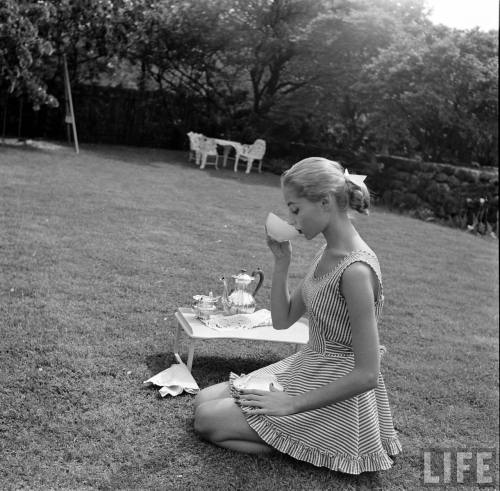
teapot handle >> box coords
[251,269,264,297]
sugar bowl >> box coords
[192,291,220,320]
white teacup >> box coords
[265,212,300,242]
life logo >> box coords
[422,448,498,487]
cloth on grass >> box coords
[144,356,199,397]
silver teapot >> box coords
[220,269,264,315]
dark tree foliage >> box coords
[1,0,497,165]
[0,0,56,109]
[357,25,498,164]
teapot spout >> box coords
[220,276,228,300]
[220,276,232,313]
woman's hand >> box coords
[236,384,297,416]
[266,234,292,264]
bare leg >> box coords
[193,382,231,410]
[194,397,273,454]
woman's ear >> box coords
[320,193,335,211]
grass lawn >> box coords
[1,142,498,490]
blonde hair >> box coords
[281,157,370,215]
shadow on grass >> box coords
[203,162,282,189]
[80,143,189,168]
[83,142,283,188]
[144,353,280,388]
[0,138,75,155]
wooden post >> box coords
[1,96,7,143]
[17,98,23,139]
[63,55,79,153]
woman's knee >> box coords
[193,390,207,411]
[194,400,270,453]
[193,382,230,410]
[193,403,214,440]
[193,398,241,442]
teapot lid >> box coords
[232,270,254,282]
[193,291,219,303]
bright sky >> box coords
[426,0,499,31]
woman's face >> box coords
[283,186,330,240]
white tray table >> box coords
[173,307,309,371]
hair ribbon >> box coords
[344,168,367,187]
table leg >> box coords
[222,146,230,167]
[173,321,181,356]
[200,153,207,169]
[187,341,195,372]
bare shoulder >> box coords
[341,261,379,298]
[343,261,374,281]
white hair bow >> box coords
[344,168,367,187]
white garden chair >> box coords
[187,132,203,165]
[235,139,266,173]
[198,137,219,169]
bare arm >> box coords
[267,236,306,330]
[239,262,381,415]
[292,262,380,412]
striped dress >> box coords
[229,248,402,474]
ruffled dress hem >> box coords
[250,423,401,474]
[229,373,402,475]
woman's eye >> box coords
[291,209,299,215]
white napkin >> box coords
[232,372,283,392]
[143,354,200,397]
[203,309,272,330]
